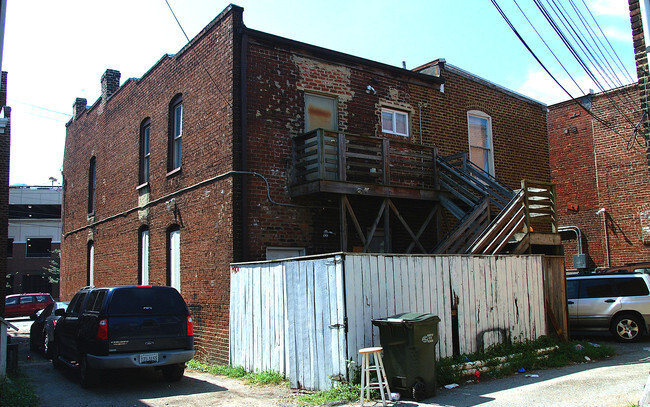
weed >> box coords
[294,381,360,405]
[0,370,39,407]
[186,359,287,386]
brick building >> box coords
[62,5,551,363]
[7,185,61,297]
[549,87,650,270]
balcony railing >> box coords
[292,129,437,189]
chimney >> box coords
[101,69,121,102]
[72,98,87,120]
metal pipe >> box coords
[558,226,583,255]
[596,208,610,267]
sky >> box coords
[2,0,636,185]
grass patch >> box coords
[294,381,360,406]
[0,370,39,407]
[436,336,616,385]
[186,359,287,385]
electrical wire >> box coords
[164,0,233,110]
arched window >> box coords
[139,118,151,185]
[168,95,183,172]
[87,241,95,286]
[467,110,494,175]
[88,156,96,214]
[167,225,181,291]
[138,227,149,285]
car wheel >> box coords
[612,313,643,342]
[43,331,51,358]
[51,342,63,370]
[79,354,97,388]
[162,363,185,382]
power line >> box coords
[164,0,233,110]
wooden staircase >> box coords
[434,153,558,255]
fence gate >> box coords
[230,255,347,390]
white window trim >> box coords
[381,107,409,137]
[140,229,149,285]
[169,229,181,292]
[266,247,306,261]
[467,110,495,176]
[88,243,95,287]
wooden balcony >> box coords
[290,129,439,200]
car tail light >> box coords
[52,319,58,326]
[187,316,193,336]
[96,319,108,340]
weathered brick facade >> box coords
[62,5,550,362]
[549,86,650,269]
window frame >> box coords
[168,95,183,173]
[467,110,495,176]
[139,118,151,186]
[87,241,94,287]
[167,226,181,292]
[381,107,410,137]
[88,156,96,214]
[138,227,149,285]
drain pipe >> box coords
[596,208,610,267]
[558,226,583,255]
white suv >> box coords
[567,272,650,342]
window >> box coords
[139,227,149,285]
[68,292,87,317]
[87,241,94,286]
[381,108,409,137]
[266,247,306,260]
[467,111,494,175]
[168,95,183,172]
[88,156,96,214]
[304,93,337,132]
[26,238,51,258]
[167,227,180,291]
[139,119,151,185]
[579,279,615,298]
[614,277,649,297]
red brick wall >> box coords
[62,5,550,363]
[549,86,650,269]
[62,6,242,363]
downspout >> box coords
[596,208,610,267]
[240,26,249,262]
[557,226,583,255]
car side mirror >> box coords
[54,309,65,317]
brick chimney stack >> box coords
[72,98,87,120]
[101,69,121,102]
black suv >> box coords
[52,285,194,387]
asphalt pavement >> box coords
[7,317,650,407]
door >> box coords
[575,279,621,330]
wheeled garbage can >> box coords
[372,312,440,401]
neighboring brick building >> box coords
[62,5,550,363]
[7,185,61,297]
[549,86,650,270]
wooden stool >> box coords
[359,346,391,406]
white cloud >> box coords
[516,69,598,105]
[592,0,629,17]
[603,26,633,42]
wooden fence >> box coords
[230,253,564,391]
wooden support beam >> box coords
[363,199,388,253]
[343,196,366,246]
[339,195,348,251]
[406,205,438,254]
[387,199,427,254]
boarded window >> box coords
[305,94,337,132]
[641,209,650,245]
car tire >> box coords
[79,354,97,388]
[162,363,185,382]
[612,313,643,342]
[43,331,51,359]
[51,343,63,370]
[412,379,427,401]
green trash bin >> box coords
[372,312,440,401]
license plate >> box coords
[139,353,158,364]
